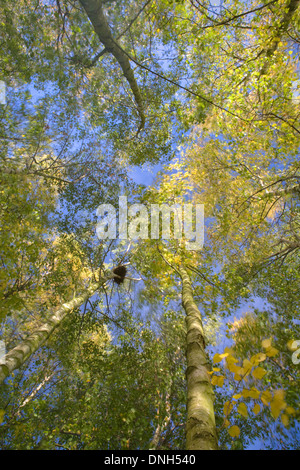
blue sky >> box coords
[128,162,162,186]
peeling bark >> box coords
[179,266,218,450]
[79,0,145,134]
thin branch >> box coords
[156,243,181,277]
[186,264,223,293]
[260,112,300,135]
[192,0,279,29]
[111,38,249,122]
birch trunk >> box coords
[79,0,145,133]
[149,391,171,450]
[179,266,218,450]
[0,279,101,385]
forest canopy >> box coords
[0,0,300,451]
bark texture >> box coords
[179,266,218,450]
[0,280,101,385]
[79,0,145,133]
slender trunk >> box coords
[79,0,145,133]
[0,279,102,385]
[16,371,56,416]
[179,266,218,450]
[149,392,171,450]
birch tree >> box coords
[0,276,104,385]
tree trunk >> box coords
[79,0,145,133]
[0,279,102,385]
[179,266,218,450]
[149,391,171,450]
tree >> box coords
[1,0,300,451]
[0,274,104,385]
[179,265,218,450]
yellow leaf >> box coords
[252,367,267,380]
[225,354,239,365]
[274,389,285,402]
[286,406,296,415]
[260,390,272,406]
[270,389,286,419]
[242,387,260,399]
[265,346,279,357]
[233,373,242,381]
[233,393,242,400]
[213,352,229,363]
[224,347,235,355]
[0,409,5,424]
[270,401,282,419]
[219,352,229,359]
[211,375,224,387]
[228,363,243,375]
[262,338,272,349]
[281,413,289,427]
[253,403,261,415]
[243,359,253,371]
[248,387,260,399]
[237,402,248,417]
[250,352,266,364]
[224,401,234,416]
[239,368,251,378]
[242,389,251,398]
[213,353,223,363]
[228,425,240,438]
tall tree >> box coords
[1,0,300,451]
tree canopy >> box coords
[0,0,300,451]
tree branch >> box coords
[79,0,145,135]
[108,36,249,122]
[192,0,279,29]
